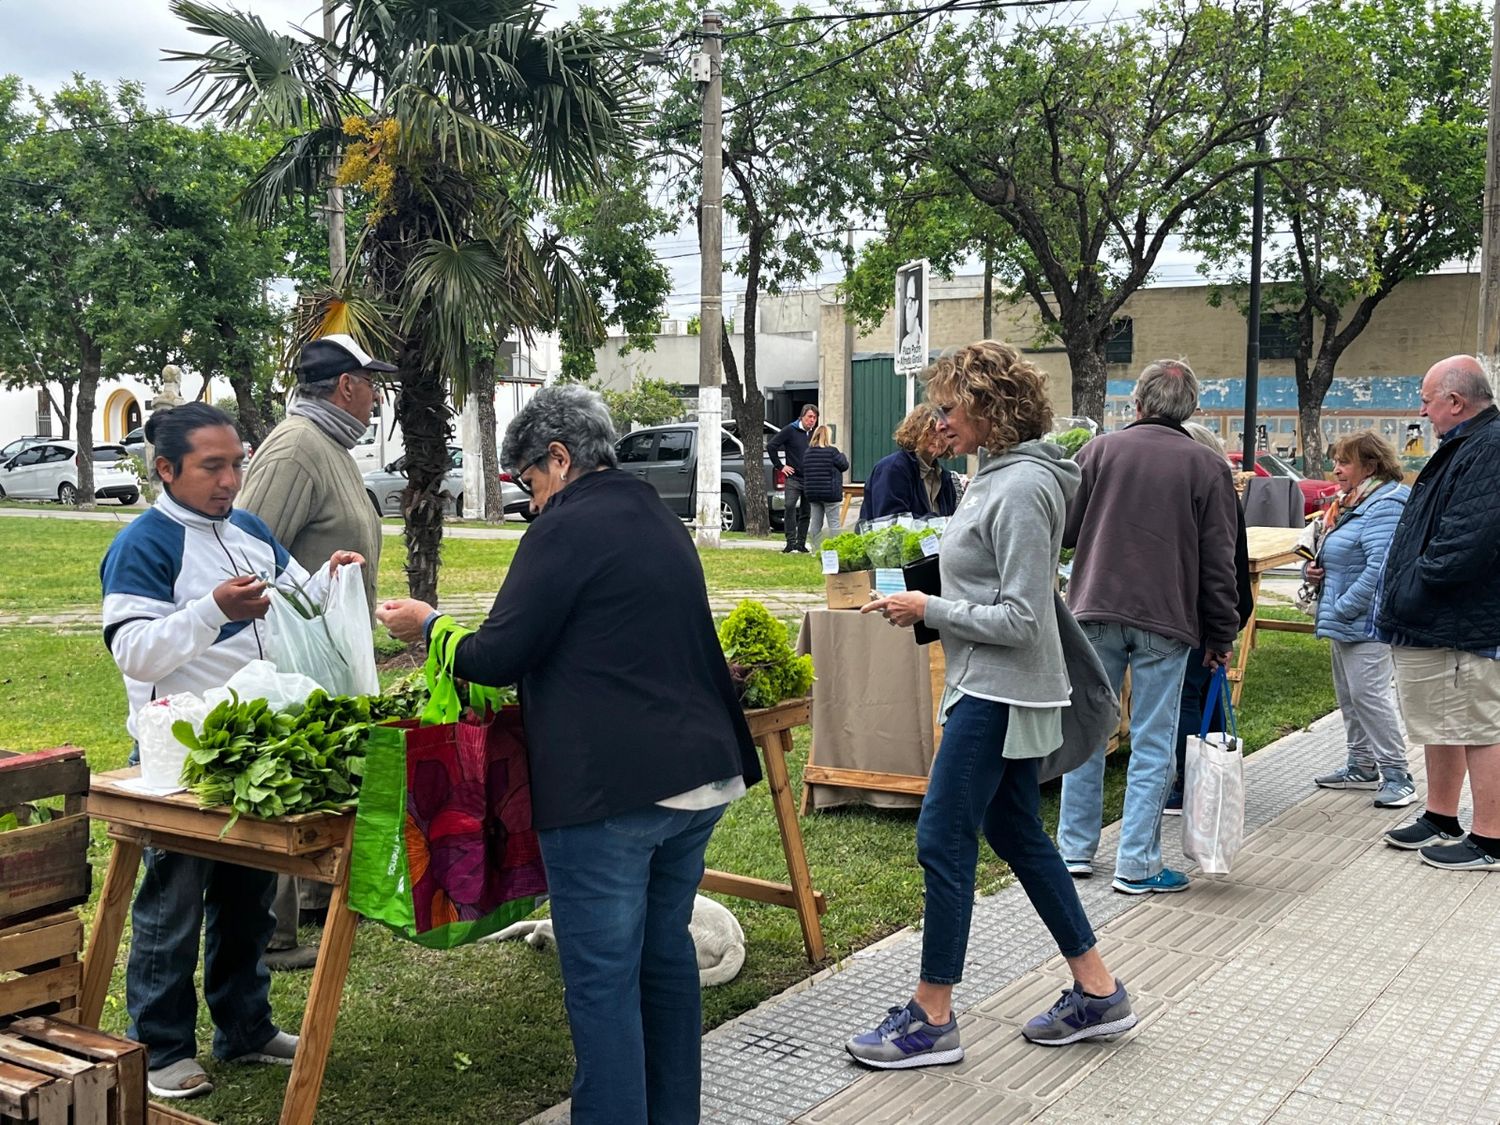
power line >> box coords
[719,0,1076,40]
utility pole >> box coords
[694,9,724,548]
[1479,0,1500,372]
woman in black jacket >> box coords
[800,425,849,548]
[378,386,760,1125]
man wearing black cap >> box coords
[240,332,396,969]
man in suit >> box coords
[768,404,819,553]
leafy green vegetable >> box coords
[175,686,427,832]
[719,599,815,710]
[823,532,871,574]
[863,526,909,569]
[1055,427,1094,459]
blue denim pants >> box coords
[123,745,278,1067]
[537,803,725,1125]
[918,695,1096,984]
[1058,622,1190,881]
[125,849,278,1067]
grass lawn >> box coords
[0,517,824,614]
[0,517,1339,1123]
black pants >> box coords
[784,476,811,548]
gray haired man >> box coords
[1056,359,1241,894]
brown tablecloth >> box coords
[796,608,937,810]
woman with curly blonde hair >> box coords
[846,341,1136,1070]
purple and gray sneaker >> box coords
[846,999,963,1069]
[1022,979,1138,1046]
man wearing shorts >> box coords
[1375,355,1500,870]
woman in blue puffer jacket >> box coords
[1303,432,1412,807]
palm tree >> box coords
[167,0,641,603]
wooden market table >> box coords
[838,483,864,527]
[700,697,828,962]
[1231,525,1316,706]
[79,770,357,1125]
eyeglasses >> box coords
[931,403,953,423]
[513,454,549,496]
[346,372,376,391]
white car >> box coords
[364,447,466,517]
[0,441,140,504]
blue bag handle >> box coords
[1198,665,1239,742]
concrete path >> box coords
[530,713,1487,1124]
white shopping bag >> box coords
[266,561,379,698]
[1182,667,1245,875]
[135,693,211,793]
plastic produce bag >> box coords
[203,659,325,712]
[1182,667,1246,875]
[266,562,379,698]
[136,693,211,792]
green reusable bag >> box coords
[347,621,546,948]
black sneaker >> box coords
[781,544,796,554]
[1420,837,1499,871]
[1384,815,1464,850]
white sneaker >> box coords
[228,1030,299,1066]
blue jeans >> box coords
[1058,622,1190,881]
[126,849,279,1067]
[537,803,725,1125]
[918,695,1096,984]
[124,744,278,1067]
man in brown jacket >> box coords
[1056,359,1240,895]
[240,333,393,969]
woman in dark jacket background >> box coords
[862,403,958,520]
[800,424,849,548]
[378,385,760,1125]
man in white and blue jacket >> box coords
[101,403,361,1099]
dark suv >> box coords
[615,422,785,532]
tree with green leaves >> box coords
[851,0,1307,422]
[1189,0,1486,472]
[169,0,643,603]
[0,78,185,507]
[613,0,873,534]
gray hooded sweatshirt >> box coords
[923,440,1080,708]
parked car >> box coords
[615,421,786,532]
[0,441,139,504]
[363,446,530,520]
[0,436,48,463]
[122,427,146,462]
[1228,450,1338,517]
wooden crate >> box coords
[0,749,91,928]
[1,912,82,1025]
[0,1017,146,1125]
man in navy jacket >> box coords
[768,404,818,552]
[1376,356,1500,871]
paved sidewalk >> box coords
[531,712,1487,1124]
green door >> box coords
[850,355,962,482]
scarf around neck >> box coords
[289,394,366,450]
[1322,475,1381,532]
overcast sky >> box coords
[0,0,1268,325]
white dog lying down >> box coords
[483,894,746,987]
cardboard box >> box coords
[824,570,874,610]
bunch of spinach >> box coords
[174,687,424,830]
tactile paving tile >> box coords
[1239,825,1372,867]
[1147,878,1303,924]
[1035,936,1224,1001]
[941,1011,1156,1101]
[794,1067,1039,1124]
[1100,904,1269,959]
[1264,1091,1408,1124]
[1293,942,1500,1120]
[1196,850,1339,894]
[1267,803,1399,840]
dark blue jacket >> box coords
[863,450,958,520]
[767,421,812,472]
[1375,405,1500,652]
[799,445,848,503]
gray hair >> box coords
[1437,360,1495,404]
[1134,358,1200,423]
[502,384,618,474]
[294,380,340,402]
[1182,421,1227,460]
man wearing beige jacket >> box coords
[239,333,393,969]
